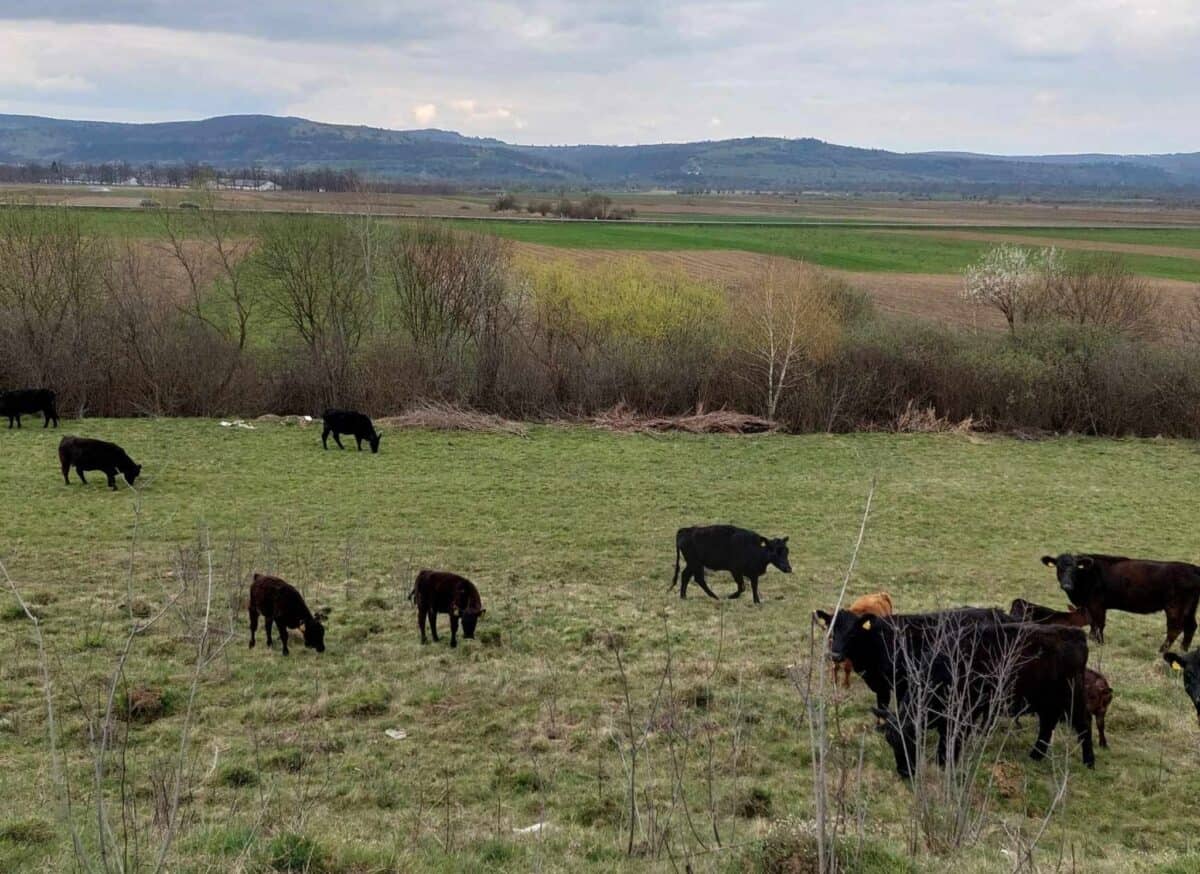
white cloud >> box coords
[411,103,438,125]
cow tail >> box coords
[406,586,416,603]
[671,542,681,590]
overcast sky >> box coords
[0,1,1197,153]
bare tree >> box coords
[1040,254,1161,339]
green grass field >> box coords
[2,421,1200,872]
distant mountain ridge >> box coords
[1,112,1198,195]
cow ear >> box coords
[477,608,486,616]
[813,610,832,628]
[298,622,306,634]
[1076,556,1094,569]
[1164,652,1185,671]
[1040,555,1056,567]
[782,536,789,544]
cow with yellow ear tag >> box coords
[1163,651,1200,727]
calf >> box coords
[1009,598,1091,628]
[248,573,326,656]
[830,592,895,688]
[1163,650,1200,728]
[672,525,791,603]
[820,609,1093,777]
[58,436,141,490]
[1,388,58,428]
[409,569,485,648]
[321,409,381,453]
[1085,668,1114,748]
[1042,553,1200,650]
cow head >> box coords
[460,606,486,639]
[301,610,328,653]
[814,609,881,665]
[762,536,791,574]
[124,463,142,486]
[1163,651,1200,727]
[369,432,381,454]
[1041,553,1100,603]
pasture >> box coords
[2,420,1200,872]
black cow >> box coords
[819,609,1093,777]
[672,525,791,603]
[1,388,58,429]
[1042,554,1200,650]
[248,572,327,656]
[408,569,485,648]
[814,606,1011,710]
[1008,598,1091,629]
[58,436,141,490]
[321,409,381,453]
[1163,650,1200,728]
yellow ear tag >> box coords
[1172,662,1183,671]
[862,619,872,631]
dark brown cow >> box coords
[408,569,485,648]
[1085,668,1114,748]
[1009,598,1091,628]
[1163,650,1200,727]
[248,573,326,656]
[58,436,141,490]
[1041,554,1200,650]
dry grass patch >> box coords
[376,402,529,436]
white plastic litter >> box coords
[384,729,408,741]
[513,822,551,835]
[219,419,256,430]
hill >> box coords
[1,112,1199,195]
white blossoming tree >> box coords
[962,244,1061,333]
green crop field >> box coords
[2,420,1199,872]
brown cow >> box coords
[1041,554,1200,650]
[830,592,895,688]
[1085,668,1114,748]
[248,573,326,656]
[408,569,485,648]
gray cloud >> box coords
[0,1,1196,152]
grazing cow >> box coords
[1085,668,1114,748]
[321,409,381,453]
[58,436,141,490]
[1,388,58,429]
[829,592,895,688]
[409,569,485,648]
[814,606,1010,710]
[1163,650,1200,727]
[248,573,326,656]
[819,609,1094,777]
[1009,598,1091,628]
[1041,554,1200,651]
[672,525,791,603]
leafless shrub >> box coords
[892,401,980,434]
[1039,254,1162,339]
[375,402,529,435]
[590,402,777,434]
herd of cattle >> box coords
[5,387,1200,781]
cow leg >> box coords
[728,573,746,599]
[333,433,346,450]
[13,414,20,428]
[42,411,49,428]
[692,569,720,600]
[450,613,460,648]
[419,606,429,644]
[321,426,331,449]
[278,624,290,656]
[750,575,762,604]
[265,617,274,648]
[1096,711,1108,749]
[679,567,691,599]
[355,435,363,451]
[429,611,440,642]
[76,467,88,485]
[1182,595,1199,650]
[1090,607,1107,645]
[1029,709,1055,762]
[1161,607,1184,653]
[249,608,259,648]
[1072,683,1095,768]
[105,469,118,490]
